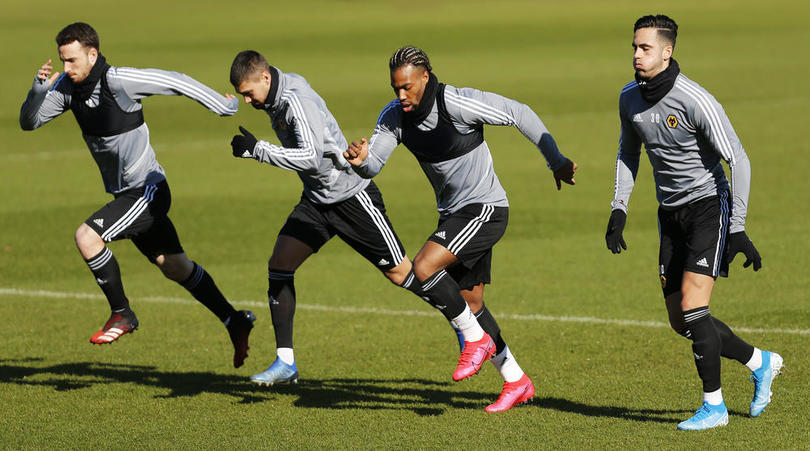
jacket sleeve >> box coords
[444,86,569,171]
[251,93,323,173]
[352,101,401,179]
[113,67,238,116]
[692,94,750,233]
[19,74,70,130]
[611,93,642,213]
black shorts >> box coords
[85,181,184,263]
[428,203,509,290]
[658,192,730,296]
[278,181,406,271]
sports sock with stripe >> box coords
[268,269,296,349]
[420,269,469,321]
[401,268,452,313]
[84,247,129,312]
[683,306,722,393]
[181,262,236,322]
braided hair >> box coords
[389,46,432,72]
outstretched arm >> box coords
[113,67,238,116]
[445,87,575,188]
[20,59,69,130]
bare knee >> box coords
[75,223,105,259]
[384,258,411,286]
[155,253,193,282]
[665,292,689,337]
[412,252,443,282]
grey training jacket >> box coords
[20,65,238,194]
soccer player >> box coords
[343,46,577,412]
[19,22,256,368]
[228,50,463,386]
[606,15,783,430]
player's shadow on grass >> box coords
[0,361,491,416]
[534,397,693,424]
[1,361,743,419]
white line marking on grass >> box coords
[2,287,808,336]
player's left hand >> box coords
[553,159,577,190]
[343,137,369,166]
[231,126,257,158]
[725,231,762,271]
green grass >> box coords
[2,0,809,448]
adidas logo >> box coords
[633,113,643,122]
[694,353,704,360]
[434,230,446,240]
[269,296,279,305]
[377,258,390,266]
[96,278,106,285]
[696,257,709,268]
[93,218,104,228]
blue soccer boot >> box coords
[750,351,784,417]
[250,357,299,386]
[677,401,729,431]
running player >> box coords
[19,22,255,368]
[228,50,463,386]
[344,46,577,412]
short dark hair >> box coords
[389,46,432,73]
[55,22,99,50]
[634,15,678,48]
[230,50,271,87]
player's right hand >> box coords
[231,126,257,158]
[343,137,369,167]
[37,59,60,85]
[605,209,627,254]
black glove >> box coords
[231,126,257,158]
[725,231,762,271]
[605,209,627,254]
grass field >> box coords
[2,0,809,448]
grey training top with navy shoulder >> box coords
[20,66,238,194]
[248,67,369,205]
[612,73,751,233]
[352,83,568,216]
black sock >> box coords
[683,306,722,392]
[713,317,755,364]
[180,262,236,322]
[474,304,506,354]
[85,247,129,312]
[400,268,446,309]
[679,318,755,365]
[268,269,296,349]
[420,270,468,320]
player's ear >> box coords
[88,47,98,64]
[662,45,673,61]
